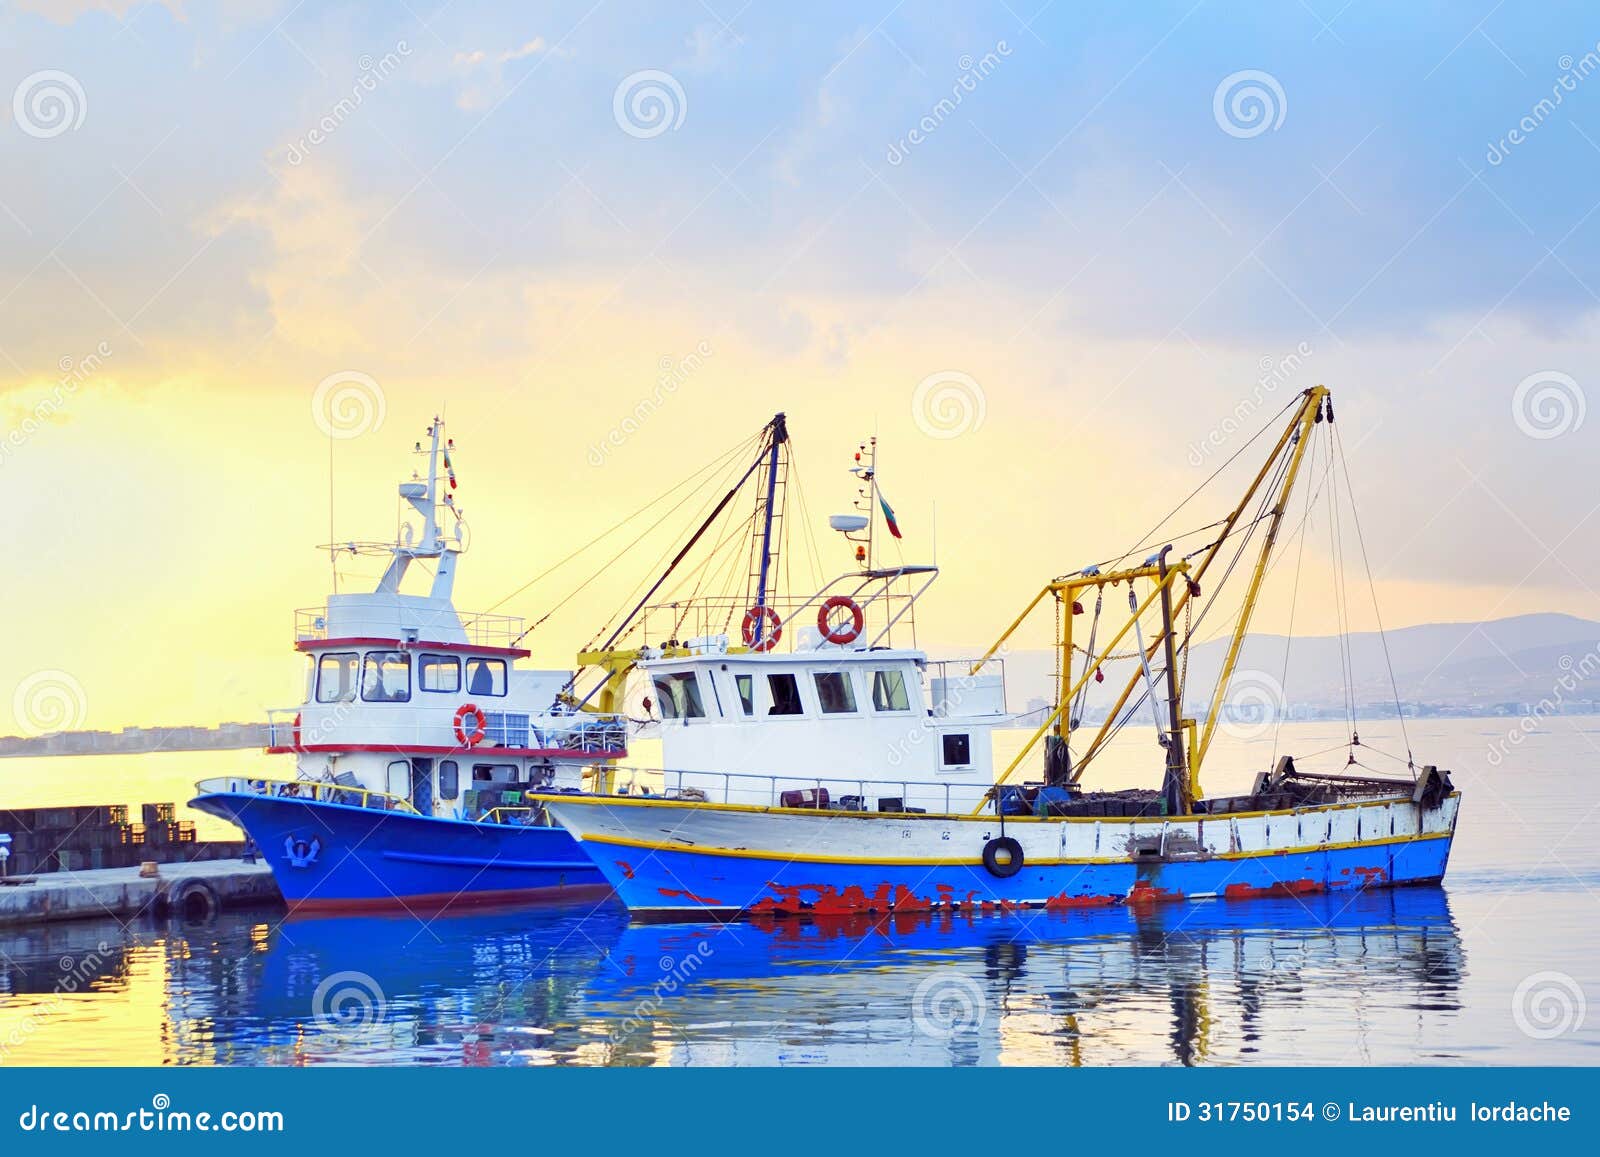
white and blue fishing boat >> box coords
[191,419,626,914]
[541,388,1462,920]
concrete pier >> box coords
[0,859,280,926]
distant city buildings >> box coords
[0,722,270,758]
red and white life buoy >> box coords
[741,605,783,652]
[291,712,303,749]
[817,595,865,646]
[453,703,487,746]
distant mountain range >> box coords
[979,613,1600,722]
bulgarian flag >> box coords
[878,490,903,539]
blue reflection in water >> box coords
[2,888,1474,1066]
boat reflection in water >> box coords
[589,887,1465,1066]
[129,887,1460,1066]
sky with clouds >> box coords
[1,0,1597,729]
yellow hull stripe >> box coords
[554,827,1454,868]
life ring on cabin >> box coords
[982,836,1024,879]
[291,712,302,749]
[817,595,865,646]
[453,703,487,746]
[741,605,783,652]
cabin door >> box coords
[410,758,434,815]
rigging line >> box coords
[492,429,759,621]
[1333,421,1416,775]
[1271,428,1320,771]
[785,443,828,595]
[595,420,782,656]
[1327,438,1357,737]
[664,505,764,640]
[1112,395,1301,569]
[579,430,770,648]
[527,439,759,649]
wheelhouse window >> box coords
[316,652,358,703]
[419,654,461,693]
[465,657,507,697]
[813,671,858,714]
[362,651,411,702]
[871,669,910,712]
[942,733,972,767]
[735,673,755,715]
[767,673,804,716]
[652,672,706,720]
[438,760,460,801]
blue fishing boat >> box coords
[191,419,626,914]
[541,387,1464,920]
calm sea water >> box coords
[2,719,1597,1066]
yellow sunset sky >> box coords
[2,2,1595,732]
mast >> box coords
[1156,545,1189,814]
[1191,386,1327,777]
[752,412,788,633]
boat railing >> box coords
[194,775,420,814]
[293,606,526,649]
[635,567,937,652]
[602,765,984,813]
[264,707,629,755]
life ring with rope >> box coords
[741,605,782,653]
[453,703,487,746]
[817,595,866,646]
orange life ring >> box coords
[818,595,865,645]
[453,703,487,746]
[741,605,782,652]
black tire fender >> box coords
[171,878,221,923]
[982,836,1024,879]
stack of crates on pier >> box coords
[0,803,235,877]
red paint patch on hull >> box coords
[1045,893,1119,910]
[1127,881,1184,906]
[1223,878,1324,900]
[615,860,636,879]
[657,887,723,905]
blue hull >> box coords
[190,792,612,913]
[593,833,1454,919]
